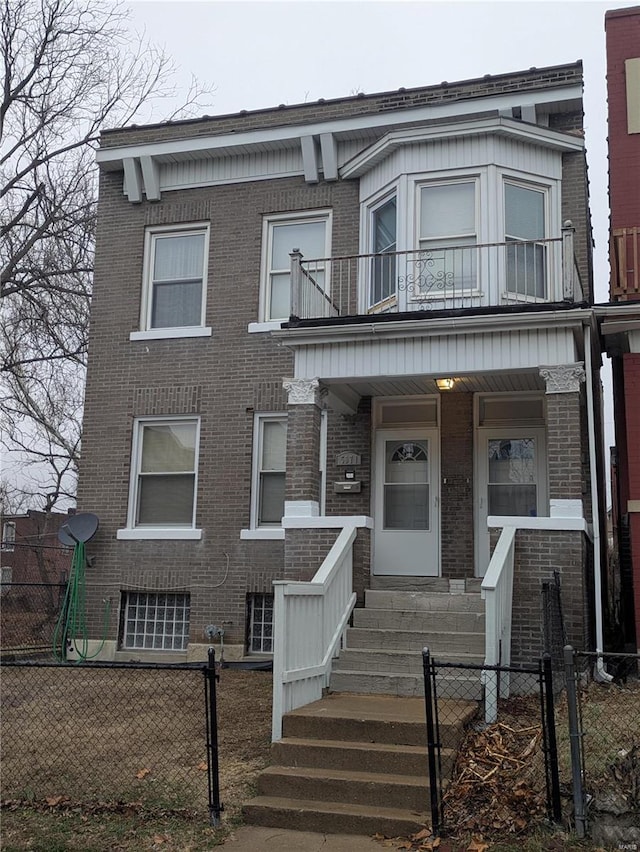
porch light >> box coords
[436,378,455,391]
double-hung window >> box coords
[262,213,331,321]
[504,182,547,299]
[418,181,477,296]
[127,418,199,532]
[252,415,287,527]
[369,196,397,310]
[138,224,209,336]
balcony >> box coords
[289,224,583,322]
[610,227,640,300]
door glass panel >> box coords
[384,440,429,530]
[488,437,537,517]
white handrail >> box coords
[481,525,516,724]
[271,524,357,741]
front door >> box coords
[475,428,547,575]
[373,429,439,576]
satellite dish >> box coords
[58,513,99,546]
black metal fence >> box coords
[0,651,222,824]
[423,646,640,845]
[422,649,560,840]
[561,648,640,843]
[0,577,68,659]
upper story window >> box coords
[370,196,397,310]
[261,212,331,321]
[418,181,477,293]
[122,418,200,536]
[504,182,547,299]
[1,521,16,551]
[135,224,210,340]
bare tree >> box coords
[0,0,213,510]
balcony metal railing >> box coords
[289,223,582,321]
[610,227,640,300]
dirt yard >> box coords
[1,665,272,850]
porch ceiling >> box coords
[324,370,544,399]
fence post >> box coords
[422,647,441,837]
[206,648,223,826]
[542,655,562,823]
[563,645,586,838]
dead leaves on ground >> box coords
[443,720,546,838]
[373,829,490,851]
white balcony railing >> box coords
[290,223,583,321]
[271,525,357,741]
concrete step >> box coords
[282,693,475,749]
[334,648,484,674]
[257,765,430,811]
[370,576,451,592]
[243,795,429,837]
[345,627,484,655]
[271,736,440,776]
[330,670,483,701]
[365,589,484,613]
[352,608,485,633]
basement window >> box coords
[121,591,190,651]
[248,593,273,654]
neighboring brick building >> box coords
[600,6,640,652]
[78,62,607,666]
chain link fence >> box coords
[422,651,560,841]
[0,578,68,659]
[560,649,640,845]
[1,658,222,822]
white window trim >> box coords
[2,521,16,551]
[118,416,201,538]
[413,175,482,301]
[259,210,332,322]
[367,190,399,313]
[140,222,210,335]
[130,327,212,342]
[248,413,287,530]
[500,174,557,302]
[240,410,328,539]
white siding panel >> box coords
[160,148,304,189]
[294,326,577,381]
[360,134,563,202]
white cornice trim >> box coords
[341,117,584,179]
[97,83,583,166]
[273,307,593,347]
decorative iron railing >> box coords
[610,226,640,299]
[289,223,582,320]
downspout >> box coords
[584,322,613,682]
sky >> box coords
[123,0,634,482]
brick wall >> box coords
[546,390,582,501]
[285,403,322,504]
[78,172,360,650]
[489,527,590,663]
[606,8,640,231]
[440,393,474,579]
[101,63,583,149]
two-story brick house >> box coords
[78,62,606,693]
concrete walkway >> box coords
[222,825,385,850]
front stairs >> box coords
[243,578,484,835]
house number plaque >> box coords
[336,452,361,466]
